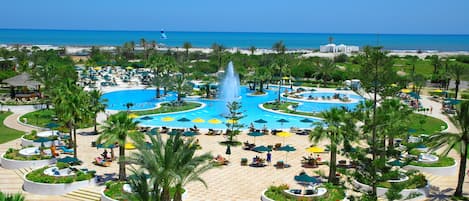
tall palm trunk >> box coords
[164,87,168,96]
[94,115,98,134]
[455,142,467,197]
[455,80,460,100]
[119,146,126,181]
[174,184,183,201]
[73,127,77,158]
[328,134,337,184]
[259,81,264,93]
[156,87,161,98]
[161,187,170,201]
[371,59,379,197]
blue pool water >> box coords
[102,86,364,129]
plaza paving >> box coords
[0,95,468,200]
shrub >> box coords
[25,166,94,184]
[3,148,52,161]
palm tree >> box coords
[98,112,141,181]
[0,191,25,201]
[249,46,256,55]
[429,101,469,197]
[254,66,272,93]
[272,41,286,54]
[449,64,467,99]
[315,58,338,87]
[182,41,192,60]
[88,90,107,134]
[128,134,214,201]
[124,168,159,201]
[309,107,357,184]
[430,55,442,76]
[125,102,134,113]
[171,73,192,101]
[140,38,147,60]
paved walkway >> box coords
[0,96,468,200]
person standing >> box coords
[266,151,272,164]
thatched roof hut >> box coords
[3,72,41,87]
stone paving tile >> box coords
[1,95,469,200]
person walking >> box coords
[266,151,272,164]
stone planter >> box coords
[260,189,275,201]
[352,179,428,198]
[101,187,187,201]
[21,135,59,147]
[0,153,56,169]
[23,174,95,195]
[403,162,458,176]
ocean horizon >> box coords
[2,28,469,51]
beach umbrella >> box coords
[401,89,412,93]
[208,118,222,124]
[253,145,272,153]
[416,144,427,149]
[294,174,319,184]
[388,160,405,167]
[254,119,268,124]
[390,83,398,87]
[409,92,420,99]
[168,130,181,136]
[183,131,197,137]
[277,119,289,129]
[60,135,70,140]
[282,76,290,80]
[141,116,153,120]
[408,128,417,133]
[128,113,138,119]
[125,143,136,150]
[300,118,314,123]
[227,119,237,124]
[126,66,134,70]
[277,131,292,144]
[93,66,102,71]
[192,118,205,123]
[177,117,191,122]
[278,145,296,164]
[34,137,51,143]
[432,89,443,93]
[58,156,80,164]
[149,128,159,135]
[306,146,325,153]
[247,131,264,144]
[161,117,174,122]
[445,99,461,105]
[45,122,60,129]
[97,143,115,149]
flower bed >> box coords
[23,163,95,195]
[21,133,59,147]
[404,156,457,176]
[102,181,186,201]
[262,183,345,201]
[353,171,428,198]
[1,151,55,169]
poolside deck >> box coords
[1,94,468,200]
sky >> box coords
[1,0,468,34]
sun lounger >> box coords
[59,146,74,154]
[93,157,111,167]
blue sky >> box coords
[1,0,468,34]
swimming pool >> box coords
[102,86,364,129]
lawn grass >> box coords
[133,102,202,116]
[262,102,322,118]
[408,113,448,134]
[19,109,93,129]
[409,156,455,167]
[0,111,25,144]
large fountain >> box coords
[219,61,240,113]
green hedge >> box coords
[3,148,52,161]
[134,102,201,116]
[264,183,345,201]
[26,165,94,184]
[409,156,455,167]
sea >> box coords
[1,29,469,51]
